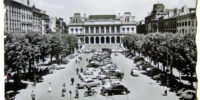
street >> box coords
[15,53,180,100]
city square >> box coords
[3,0,197,100]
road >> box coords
[15,53,180,100]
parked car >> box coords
[97,72,109,80]
[180,90,196,100]
[5,90,15,100]
[79,73,88,81]
[82,77,94,83]
[101,84,130,96]
[130,69,139,77]
[34,75,43,82]
[76,81,100,89]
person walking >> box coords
[74,89,79,99]
[48,82,52,92]
[63,83,66,87]
[76,68,79,75]
[62,87,66,97]
[80,67,83,73]
[31,90,36,100]
[71,77,74,85]
[163,89,168,96]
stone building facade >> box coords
[3,0,55,35]
[137,3,196,34]
[68,12,137,50]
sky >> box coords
[31,0,196,23]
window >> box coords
[112,26,115,33]
[182,22,184,26]
[106,26,109,33]
[96,27,99,33]
[117,26,120,32]
[91,27,94,33]
[127,28,129,31]
[85,27,88,33]
[192,21,194,26]
[132,28,134,31]
[80,29,82,32]
[188,21,191,26]
[71,28,74,33]
[101,26,104,33]
[125,17,130,22]
[75,28,78,32]
[185,22,187,26]
[122,28,125,31]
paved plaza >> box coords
[15,53,179,100]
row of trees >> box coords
[122,32,197,86]
[5,32,78,83]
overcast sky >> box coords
[31,0,196,23]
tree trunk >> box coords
[28,60,32,74]
[170,65,173,75]
[50,54,53,64]
[190,72,194,87]
[163,65,165,72]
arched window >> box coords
[111,37,115,43]
[117,36,120,43]
[106,37,110,43]
[101,37,104,43]
[91,37,94,44]
[85,37,89,44]
[96,37,99,44]
[125,17,130,22]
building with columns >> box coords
[68,12,137,50]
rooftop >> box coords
[88,15,116,20]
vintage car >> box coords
[82,77,94,83]
[76,81,100,89]
[180,90,196,100]
[5,90,15,100]
[101,83,130,96]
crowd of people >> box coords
[31,56,84,100]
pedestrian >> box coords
[71,77,74,85]
[74,89,79,99]
[76,68,79,75]
[76,59,78,64]
[80,67,83,73]
[63,83,66,87]
[48,82,52,92]
[86,58,88,62]
[62,87,66,97]
[163,90,167,96]
[31,90,36,100]
[33,79,37,87]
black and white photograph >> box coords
[2,0,199,100]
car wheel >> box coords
[122,91,127,95]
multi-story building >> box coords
[32,6,42,34]
[49,17,57,33]
[4,0,33,34]
[4,0,52,35]
[176,10,196,34]
[49,17,68,34]
[137,3,196,34]
[41,11,50,34]
[68,12,137,50]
